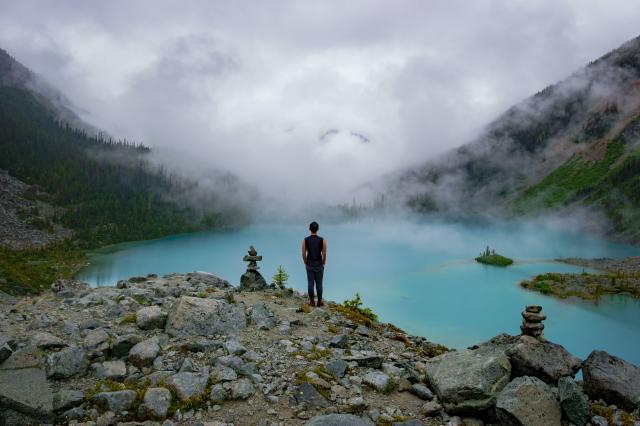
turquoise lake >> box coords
[77,219,640,366]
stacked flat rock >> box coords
[520,305,546,340]
[239,245,268,291]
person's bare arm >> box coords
[301,239,307,265]
[322,238,327,266]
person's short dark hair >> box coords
[309,221,319,233]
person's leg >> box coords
[306,268,316,305]
[315,269,324,305]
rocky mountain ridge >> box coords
[0,271,638,425]
[392,34,640,243]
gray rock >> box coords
[188,271,231,288]
[61,405,85,422]
[410,383,434,400]
[184,338,224,353]
[251,302,277,329]
[230,378,255,400]
[224,339,247,355]
[31,332,66,350]
[93,360,127,380]
[212,365,237,382]
[363,371,390,392]
[143,370,174,386]
[96,411,117,426]
[143,387,172,419]
[496,376,561,426]
[506,336,581,384]
[305,414,373,426]
[424,345,511,413]
[392,420,422,426]
[136,306,166,330]
[93,390,136,412]
[0,366,53,422]
[343,353,383,369]
[591,415,609,426]
[165,296,246,337]
[0,335,17,363]
[83,328,110,352]
[239,270,268,291]
[53,389,85,411]
[422,400,442,416]
[558,377,590,426]
[325,359,348,378]
[210,384,228,402]
[178,357,195,372]
[128,338,160,368]
[46,347,89,379]
[355,325,372,336]
[329,334,349,349]
[583,349,640,410]
[293,382,330,408]
[111,334,142,358]
[166,372,208,401]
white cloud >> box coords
[1,0,638,205]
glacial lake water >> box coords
[77,219,640,366]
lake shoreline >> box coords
[1,271,639,425]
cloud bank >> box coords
[1,0,639,205]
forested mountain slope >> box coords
[393,35,640,243]
[0,49,233,248]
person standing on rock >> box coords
[302,221,327,307]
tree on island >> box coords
[272,265,289,289]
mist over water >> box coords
[78,217,640,365]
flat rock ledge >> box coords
[0,271,638,425]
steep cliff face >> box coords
[394,35,640,242]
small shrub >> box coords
[272,265,289,289]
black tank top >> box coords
[305,235,324,268]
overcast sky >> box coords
[1,1,639,203]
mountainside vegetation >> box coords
[0,49,237,293]
[0,86,224,248]
[394,35,640,244]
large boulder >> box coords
[92,390,136,412]
[188,271,231,288]
[0,367,53,423]
[558,377,590,426]
[93,360,127,380]
[143,387,172,419]
[250,302,277,330]
[506,336,581,384]
[496,376,561,426]
[230,378,255,400]
[0,335,17,363]
[239,270,268,291]
[45,347,89,379]
[31,332,66,350]
[293,382,330,408]
[424,345,511,413]
[136,306,166,330]
[165,296,246,337]
[582,350,640,410]
[128,338,160,368]
[166,371,208,401]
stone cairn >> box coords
[239,245,268,291]
[521,305,546,340]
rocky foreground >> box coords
[0,272,639,426]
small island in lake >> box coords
[475,246,514,267]
[520,257,640,301]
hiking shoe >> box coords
[317,300,325,307]
[308,301,316,307]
